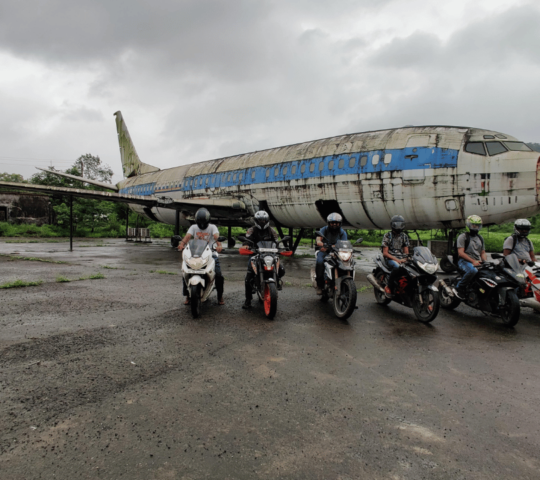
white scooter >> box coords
[182,235,226,318]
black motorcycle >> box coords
[368,246,440,323]
[439,253,524,327]
[239,236,291,320]
[312,232,363,320]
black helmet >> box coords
[327,212,342,232]
[195,208,211,230]
[254,210,270,230]
[391,215,405,233]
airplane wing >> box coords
[0,181,247,216]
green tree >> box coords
[0,172,25,183]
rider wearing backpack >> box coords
[503,219,536,264]
[452,215,487,300]
[382,215,410,298]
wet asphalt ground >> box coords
[1,238,540,480]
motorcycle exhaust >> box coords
[438,279,454,297]
[367,274,386,294]
[519,297,540,312]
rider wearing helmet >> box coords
[453,215,487,299]
[382,215,410,297]
[315,213,348,295]
[178,208,224,305]
[242,210,285,309]
[503,219,536,264]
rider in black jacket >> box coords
[242,210,285,309]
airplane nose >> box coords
[537,156,540,203]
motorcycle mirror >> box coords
[354,238,363,244]
[491,253,503,259]
[279,236,291,243]
[238,235,247,242]
[217,236,227,242]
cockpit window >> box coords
[483,135,495,139]
[465,142,486,156]
[503,142,533,152]
[486,141,508,156]
[495,134,507,139]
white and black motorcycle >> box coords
[182,235,226,318]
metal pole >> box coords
[174,209,180,236]
[125,205,129,241]
[289,228,293,250]
[69,196,73,252]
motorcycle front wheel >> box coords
[190,284,201,319]
[413,288,440,323]
[333,277,357,320]
[264,282,278,320]
[499,290,520,327]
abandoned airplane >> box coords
[0,111,538,248]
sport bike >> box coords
[368,246,440,323]
[439,253,525,327]
[239,236,292,320]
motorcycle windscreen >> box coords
[335,240,353,250]
[257,240,277,249]
[189,239,209,257]
[413,246,437,264]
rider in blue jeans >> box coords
[315,213,347,295]
[453,215,487,300]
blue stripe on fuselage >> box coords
[119,146,458,195]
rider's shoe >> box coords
[242,300,252,309]
[183,297,190,305]
[316,287,323,295]
[277,279,283,291]
[384,286,393,298]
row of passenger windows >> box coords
[465,141,532,156]
[186,154,395,188]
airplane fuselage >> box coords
[117,125,540,230]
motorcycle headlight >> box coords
[264,256,274,270]
[186,257,204,269]
[338,251,352,262]
[418,262,438,274]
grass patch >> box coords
[0,254,69,264]
[357,285,373,293]
[101,265,120,270]
[151,270,177,275]
[78,273,106,280]
[0,279,43,289]
[56,276,71,283]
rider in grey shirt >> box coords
[503,219,536,264]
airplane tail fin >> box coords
[114,111,160,177]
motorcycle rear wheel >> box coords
[439,284,461,310]
[373,271,391,306]
[190,284,201,319]
[499,290,520,327]
[333,277,357,320]
[264,283,278,320]
[413,288,440,323]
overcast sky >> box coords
[1,0,539,183]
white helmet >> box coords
[327,213,343,232]
[514,218,531,238]
[254,210,270,230]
